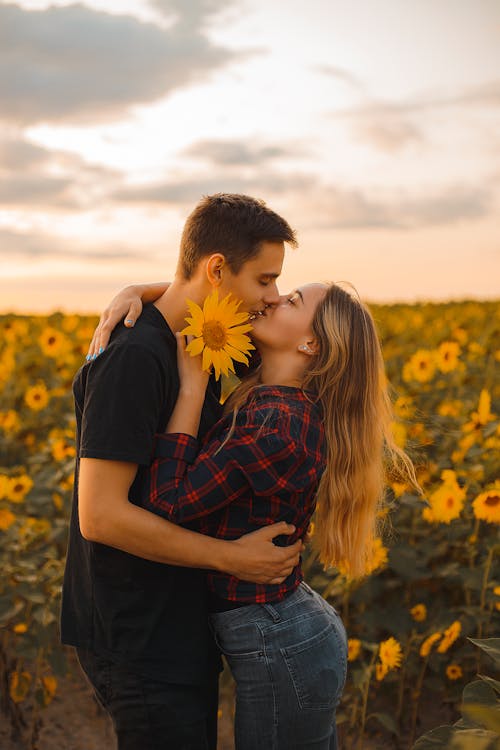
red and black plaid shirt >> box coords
[141,385,326,603]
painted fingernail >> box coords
[125,319,134,325]
[92,353,97,360]
[86,354,91,361]
[98,347,104,354]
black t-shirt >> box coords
[61,304,223,684]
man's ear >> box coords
[206,254,226,286]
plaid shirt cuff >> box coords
[153,433,199,463]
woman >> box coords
[128,281,418,749]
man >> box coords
[61,194,301,750]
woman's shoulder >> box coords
[239,385,323,436]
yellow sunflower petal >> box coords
[227,333,255,351]
[186,337,205,356]
[219,349,236,375]
[202,347,214,373]
[210,350,222,380]
[224,344,250,365]
[203,290,219,319]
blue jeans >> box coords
[210,581,348,750]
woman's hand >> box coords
[175,334,210,397]
[86,282,169,359]
[86,285,145,359]
[165,335,209,436]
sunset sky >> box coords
[1,0,499,313]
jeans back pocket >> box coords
[280,622,347,711]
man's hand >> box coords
[226,522,304,584]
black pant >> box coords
[76,648,219,750]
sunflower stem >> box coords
[409,655,429,746]
[356,650,377,750]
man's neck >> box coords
[153,278,207,334]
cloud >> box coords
[0,2,246,125]
[112,172,317,205]
[182,139,304,165]
[353,119,425,152]
[333,79,500,152]
[0,134,122,210]
[337,79,500,121]
[0,227,146,260]
[315,64,365,93]
[308,184,493,230]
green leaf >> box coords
[469,639,500,667]
[367,711,400,735]
[388,545,425,581]
[462,680,498,709]
[449,727,500,750]
[461,705,500,734]
[478,675,500,696]
[412,725,455,749]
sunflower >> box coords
[402,349,436,384]
[375,662,389,681]
[0,474,10,500]
[378,637,403,671]
[51,438,76,462]
[472,483,500,524]
[420,632,442,658]
[446,664,463,681]
[41,675,58,706]
[24,382,50,411]
[425,470,466,524]
[181,290,255,380]
[39,327,69,358]
[463,389,496,432]
[0,410,20,433]
[437,620,461,653]
[494,585,500,612]
[7,475,33,503]
[365,537,389,575]
[410,604,427,623]
[437,400,462,418]
[391,421,407,449]
[436,341,461,373]
[0,508,16,531]
[347,639,361,662]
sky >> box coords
[0,0,499,313]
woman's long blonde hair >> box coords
[225,283,420,579]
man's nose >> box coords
[263,283,280,306]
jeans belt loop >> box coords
[262,602,281,622]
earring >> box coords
[299,344,312,353]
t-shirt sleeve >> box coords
[79,342,168,466]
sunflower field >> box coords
[0,301,499,750]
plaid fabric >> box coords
[142,385,326,603]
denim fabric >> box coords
[76,648,218,750]
[210,582,348,750]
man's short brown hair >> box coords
[178,193,297,279]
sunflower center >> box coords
[484,494,499,507]
[202,321,228,350]
[446,496,455,508]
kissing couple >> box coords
[62,193,417,749]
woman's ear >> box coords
[298,339,318,356]
[206,254,225,287]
